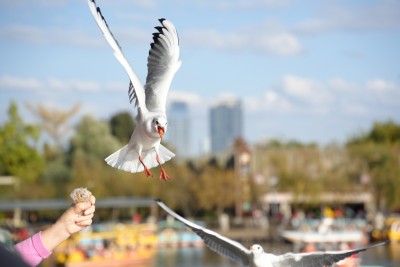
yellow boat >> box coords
[54,223,158,267]
[371,216,400,242]
[388,219,400,242]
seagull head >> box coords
[152,116,167,139]
[250,244,264,255]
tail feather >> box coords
[105,144,175,173]
[158,144,175,163]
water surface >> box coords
[153,242,400,267]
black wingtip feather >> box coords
[152,33,160,40]
[154,26,163,33]
[149,22,165,53]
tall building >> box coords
[167,101,191,158]
[209,98,243,154]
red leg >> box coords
[139,156,152,177]
[156,154,170,181]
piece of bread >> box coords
[70,187,92,204]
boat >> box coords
[281,229,365,244]
[157,219,204,247]
[281,217,368,244]
[280,217,370,267]
[54,223,158,267]
[371,215,400,242]
[388,219,400,242]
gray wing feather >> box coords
[274,241,388,267]
[145,19,181,112]
[156,200,252,267]
[128,19,181,112]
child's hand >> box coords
[40,195,96,252]
[60,195,96,235]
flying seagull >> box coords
[156,200,388,267]
[87,0,181,180]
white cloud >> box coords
[4,75,398,119]
[184,21,302,56]
[46,79,125,93]
[246,90,294,114]
[341,104,369,116]
[281,75,332,107]
[365,79,400,107]
[259,33,301,56]
[265,90,278,103]
[328,78,359,92]
[0,25,104,47]
[0,23,150,48]
[168,90,202,105]
[294,0,400,34]
[366,79,396,92]
[0,75,126,93]
[244,76,400,118]
[0,25,44,44]
[0,15,301,56]
[0,75,42,90]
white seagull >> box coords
[88,0,181,180]
[156,200,388,267]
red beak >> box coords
[157,127,165,139]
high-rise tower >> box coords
[209,98,243,154]
[167,101,191,158]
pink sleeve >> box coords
[14,231,52,267]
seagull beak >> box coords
[157,127,165,139]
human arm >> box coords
[40,195,95,251]
[14,195,95,266]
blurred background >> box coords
[0,0,399,266]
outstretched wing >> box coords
[143,19,181,112]
[156,200,252,267]
[88,0,147,113]
[273,241,389,267]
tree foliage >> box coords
[109,112,135,144]
[2,101,399,216]
[69,115,121,164]
[0,102,44,185]
[67,115,122,197]
[346,121,400,210]
[348,120,400,145]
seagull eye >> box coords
[155,120,159,125]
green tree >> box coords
[347,121,400,210]
[69,115,121,164]
[192,163,235,215]
[348,120,400,145]
[109,112,135,144]
[0,102,44,197]
[67,115,124,198]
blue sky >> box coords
[0,0,399,155]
